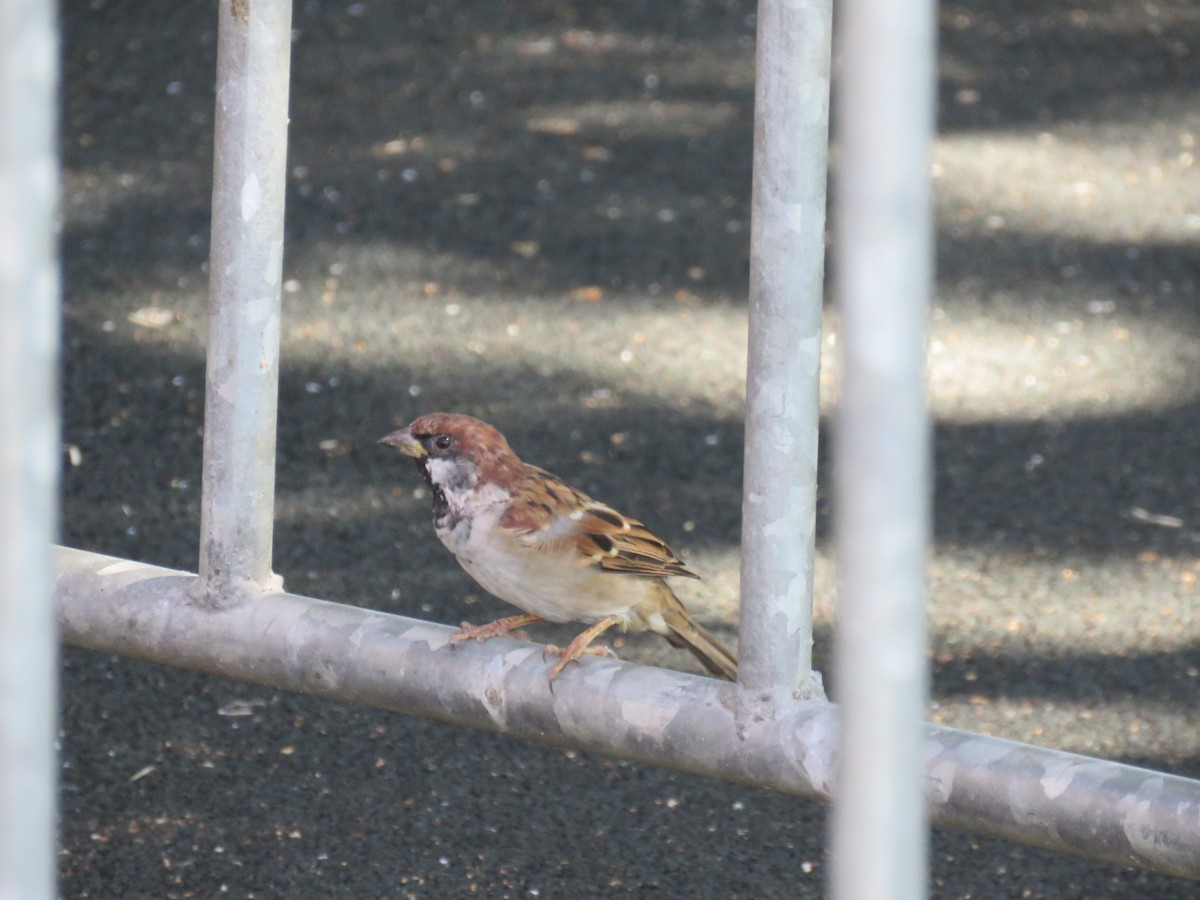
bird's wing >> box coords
[500,465,699,580]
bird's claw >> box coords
[449,617,536,646]
[543,642,617,682]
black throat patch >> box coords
[431,483,450,525]
[416,458,459,531]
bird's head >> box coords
[379,412,524,492]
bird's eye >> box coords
[433,434,454,451]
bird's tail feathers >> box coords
[658,598,738,682]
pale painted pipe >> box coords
[830,0,938,889]
[0,0,60,894]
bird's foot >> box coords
[542,614,624,682]
[449,613,543,645]
[543,642,617,682]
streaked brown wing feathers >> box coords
[499,465,591,535]
[574,504,698,579]
[499,466,698,580]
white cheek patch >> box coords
[425,457,474,490]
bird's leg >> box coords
[544,614,622,682]
[450,613,543,645]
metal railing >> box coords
[0,0,60,897]
[830,0,937,894]
[8,0,1200,895]
[194,0,293,608]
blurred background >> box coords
[58,1,1199,896]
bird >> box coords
[379,412,738,683]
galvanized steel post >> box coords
[830,0,937,893]
[738,0,833,699]
[0,0,60,894]
[195,0,294,603]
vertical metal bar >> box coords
[738,0,833,698]
[0,0,60,895]
[829,0,935,891]
[195,0,294,603]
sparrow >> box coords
[379,412,738,683]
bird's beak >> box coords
[378,427,426,458]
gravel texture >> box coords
[58,0,1199,896]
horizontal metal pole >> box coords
[55,546,1200,881]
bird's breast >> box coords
[447,530,656,627]
[427,484,662,626]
